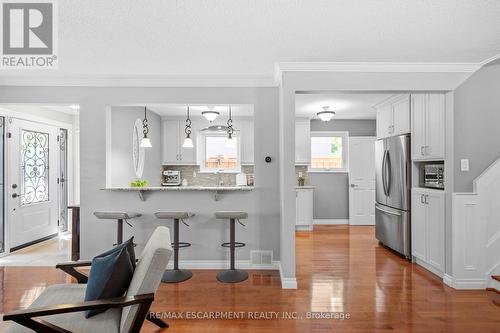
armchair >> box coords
[3,226,173,333]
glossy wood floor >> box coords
[1,226,499,332]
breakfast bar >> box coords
[103,186,254,201]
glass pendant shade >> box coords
[183,136,194,148]
[225,136,236,148]
[140,136,152,148]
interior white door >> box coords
[8,119,59,250]
[349,137,376,225]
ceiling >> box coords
[0,104,80,115]
[127,104,254,117]
[2,0,500,78]
[295,93,393,120]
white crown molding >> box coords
[275,62,482,74]
[0,74,277,87]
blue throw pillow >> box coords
[84,241,135,318]
[94,237,136,269]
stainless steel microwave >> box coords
[420,163,445,189]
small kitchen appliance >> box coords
[420,163,445,189]
[162,170,181,186]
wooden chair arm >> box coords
[3,293,154,321]
[3,294,154,333]
[55,261,92,283]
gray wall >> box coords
[454,60,500,192]
[0,86,280,262]
[110,106,161,187]
[309,119,376,219]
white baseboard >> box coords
[295,225,313,231]
[279,263,297,289]
[166,260,279,270]
[443,274,488,289]
[313,219,348,225]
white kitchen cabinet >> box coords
[240,118,254,165]
[411,94,445,160]
[296,188,313,231]
[161,119,197,165]
[295,119,310,165]
[376,95,410,139]
[411,188,445,275]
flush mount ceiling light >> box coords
[226,106,236,148]
[317,106,335,122]
[182,106,194,148]
[202,106,220,122]
[140,106,152,148]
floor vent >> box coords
[251,250,273,266]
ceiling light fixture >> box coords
[182,106,194,148]
[317,106,335,122]
[226,106,236,148]
[202,106,220,122]
[140,106,152,148]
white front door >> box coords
[349,137,376,225]
[8,119,59,250]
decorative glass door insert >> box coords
[21,130,49,205]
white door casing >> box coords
[8,119,59,249]
[349,137,376,225]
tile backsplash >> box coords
[163,165,254,186]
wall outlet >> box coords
[461,159,469,172]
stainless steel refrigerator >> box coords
[375,134,411,258]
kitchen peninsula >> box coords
[101,104,278,270]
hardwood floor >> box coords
[0,226,498,332]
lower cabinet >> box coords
[296,188,313,231]
[411,188,445,275]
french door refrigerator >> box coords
[375,134,411,258]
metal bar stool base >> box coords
[217,269,248,283]
[162,269,193,283]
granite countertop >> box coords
[103,186,254,191]
[296,186,315,189]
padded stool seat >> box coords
[93,211,141,246]
[155,211,194,283]
[215,211,248,220]
[155,212,194,219]
[93,211,141,220]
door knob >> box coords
[12,193,19,198]
[350,184,358,188]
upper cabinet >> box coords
[295,119,310,165]
[375,95,410,139]
[411,94,445,160]
[161,119,197,165]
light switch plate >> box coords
[461,159,469,172]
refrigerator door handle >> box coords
[381,150,388,196]
[385,151,391,196]
[375,205,402,216]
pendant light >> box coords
[317,106,335,122]
[140,106,152,148]
[182,106,194,148]
[202,106,220,122]
[226,106,236,148]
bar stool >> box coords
[215,211,248,283]
[155,211,194,283]
[93,211,141,245]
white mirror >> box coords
[132,118,145,178]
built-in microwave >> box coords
[420,163,445,189]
